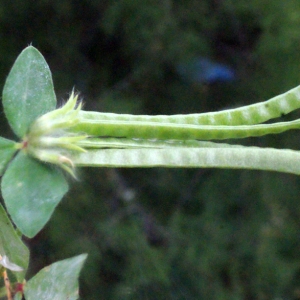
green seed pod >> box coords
[79,85,300,126]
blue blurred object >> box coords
[176,57,235,84]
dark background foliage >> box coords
[1,1,300,299]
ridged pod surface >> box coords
[79,85,300,126]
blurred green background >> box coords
[1,1,300,299]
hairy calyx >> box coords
[22,92,87,177]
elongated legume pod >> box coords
[76,138,239,149]
[71,145,300,176]
[79,85,300,126]
[72,118,300,140]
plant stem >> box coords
[2,270,12,300]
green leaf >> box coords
[71,144,300,175]
[0,203,29,281]
[14,292,22,300]
[1,151,68,238]
[24,254,87,300]
[2,46,56,138]
[0,137,17,176]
